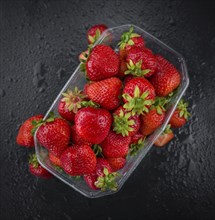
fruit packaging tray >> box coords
[35,24,189,198]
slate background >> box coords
[1,0,215,219]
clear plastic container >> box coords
[34,24,189,198]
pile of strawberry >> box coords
[16,24,190,191]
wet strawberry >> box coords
[100,130,131,158]
[29,153,53,179]
[75,107,112,144]
[149,55,181,96]
[107,157,126,171]
[87,24,108,44]
[85,77,122,110]
[86,45,120,81]
[16,115,43,147]
[61,144,97,176]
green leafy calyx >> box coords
[150,97,168,115]
[177,99,191,119]
[113,110,135,137]
[95,168,119,191]
[125,60,150,77]
[81,100,100,108]
[29,153,39,168]
[62,87,86,113]
[92,144,103,157]
[123,86,154,115]
[129,137,145,156]
[118,26,140,49]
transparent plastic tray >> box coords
[35,24,189,198]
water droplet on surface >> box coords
[0,88,6,97]
[169,17,176,25]
[57,68,65,79]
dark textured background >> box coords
[1,0,215,219]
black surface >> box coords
[1,0,215,219]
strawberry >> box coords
[113,106,140,137]
[58,87,86,122]
[122,77,155,115]
[85,77,122,110]
[75,107,112,144]
[140,97,167,136]
[16,115,43,147]
[29,153,53,179]
[84,158,118,191]
[86,45,120,81]
[149,55,181,96]
[100,130,131,158]
[125,47,157,77]
[60,144,97,176]
[107,157,126,171]
[154,124,174,147]
[36,113,70,157]
[170,99,190,128]
[118,26,145,59]
[70,125,91,145]
[49,153,62,167]
[116,57,128,78]
[130,131,144,144]
[87,24,108,44]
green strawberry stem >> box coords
[29,153,39,168]
[88,29,101,45]
[162,124,172,135]
[62,87,86,113]
[81,100,100,108]
[92,144,103,157]
[123,86,154,115]
[31,112,55,135]
[150,96,167,115]
[177,99,191,119]
[129,137,145,156]
[125,60,150,77]
[95,168,119,191]
[113,110,135,137]
[118,26,140,49]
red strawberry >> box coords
[107,157,126,171]
[118,26,145,59]
[100,130,131,158]
[154,124,174,147]
[87,24,108,44]
[49,153,62,167]
[60,145,96,176]
[169,99,190,128]
[75,107,112,144]
[85,77,122,110]
[36,113,70,157]
[122,77,155,115]
[84,158,118,191]
[58,87,86,122]
[140,109,165,136]
[29,153,53,179]
[140,97,167,136]
[113,106,140,137]
[130,131,144,144]
[86,45,120,81]
[116,58,128,78]
[125,47,157,77]
[70,125,92,145]
[16,115,43,147]
[149,55,181,96]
